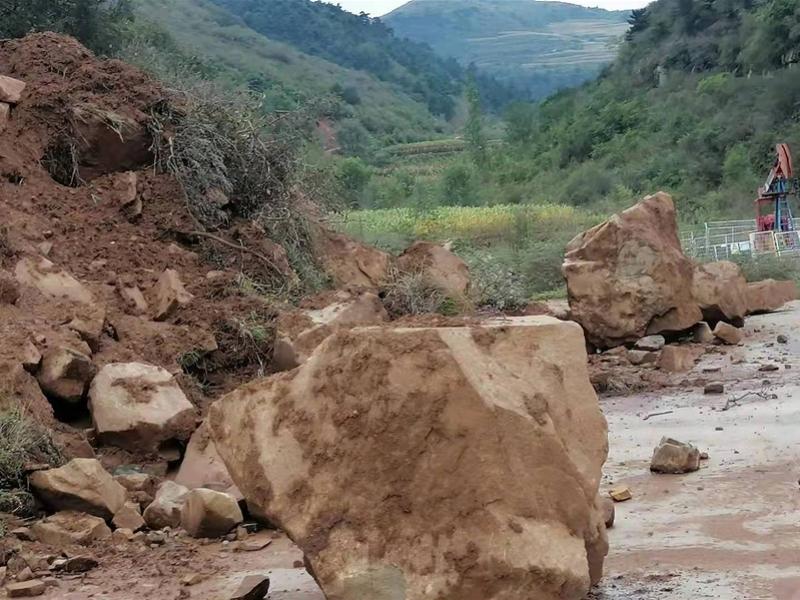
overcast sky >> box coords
[336,0,648,17]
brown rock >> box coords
[36,347,96,403]
[316,229,391,289]
[563,192,702,348]
[142,481,189,530]
[112,503,145,532]
[14,257,94,305]
[88,362,196,452]
[114,472,157,496]
[210,316,609,599]
[6,580,46,598]
[31,512,112,547]
[180,489,243,539]
[29,459,126,519]
[609,487,632,502]
[118,285,148,314]
[746,279,798,314]
[714,322,744,345]
[20,341,41,373]
[691,261,748,324]
[62,556,99,573]
[112,528,134,544]
[230,575,270,600]
[693,321,715,344]
[175,420,241,499]
[658,345,696,373]
[270,336,299,373]
[152,269,193,321]
[0,75,26,104]
[650,438,700,474]
[634,335,665,352]
[627,349,657,366]
[396,241,471,298]
[600,496,615,529]
[704,382,724,394]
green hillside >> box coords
[131,0,450,150]
[385,0,629,99]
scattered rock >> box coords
[180,488,243,539]
[704,382,724,394]
[0,75,26,104]
[88,362,196,452]
[316,229,391,289]
[230,575,270,600]
[600,496,615,528]
[62,556,99,574]
[112,502,145,532]
[36,347,96,403]
[31,512,112,547]
[175,420,241,499]
[181,573,206,586]
[759,364,780,372]
[0,102,9,132]
[609,486,632,502]
[691,261,748,324]
[17,567,33,582]
[210,316,610,598]
[777,334,789,344]
[396,241,471,298]
[658,345,696,373]
[142,481,190,530]
[700,451,709,460]
[713,322,743,345]
[693,322,715,344]
[627,349,658,366]
[562,192,702,348]
[118,284,149,314]
[635,335,666,352]
[29,459,126,519]
[650,437,701,474]
[6,580,46,598]
[270,335,299,373]
[152,269,193,321]
[746,279,798,314]
[111,528,134,544]
[14,257,94,305]
[10,527,34,541]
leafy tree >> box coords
[464,74,487,167]
[504,102,538,145]
[0,0,133,53]
[337,157,371,206]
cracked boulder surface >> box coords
[210,316,609,600]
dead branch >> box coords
[643,410,674,421]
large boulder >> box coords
[316,229,391,290]
[88,362,196,452]
[210,316,609,600]
[746,279,798,314]
[396,241,471,298]
[563,193,702,348]
[691,261,748,324]
[0,75,26,104]
[29,459,126,519]
[14,257,94,305]
[650,438,700,474]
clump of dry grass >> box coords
[382,270,450,318]
[0,408,64,516]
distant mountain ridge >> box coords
[385,0,630,99]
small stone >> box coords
[180,489,243,539]
[230,575,270,600]
[145,531,166,545]
[112,503,145,532]
[62,556,98,574]
[181,573,206,586]
[700,451,709,460]
[759,364,780,372]
[17,567,34,582]
[152,269,193,321]
[6,580,46,598]
[635,335,666,352]
[650,437,700,474]
[777,334,788,344]
[10,527,34,541]
[609,486,632,502]
[235,539,273,553]
[715,426,724,431]
[0,75,26,104]
[693,322,715,344]
[112,528,134,544]
[704,382,724,394]
[658,345,695,373]
[714,322,743,345]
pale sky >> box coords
[336,0,648,17]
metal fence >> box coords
[681,220,800,260]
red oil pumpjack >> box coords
[755,143,798,233]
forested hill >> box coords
[385,0,629,99]
[207,0,517,117]
[483,0,800,222]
